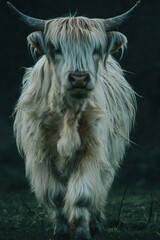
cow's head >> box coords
[7,1,140,99]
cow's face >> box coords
[27,17,127,99]
[8,1,140,100]
[45,18,107,99]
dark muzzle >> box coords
[69,71,90,89]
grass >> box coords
[0,188,160,240]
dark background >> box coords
[0,0,160,194]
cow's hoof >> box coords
[75,227,92,240]
[90,216,101,237]
[54,224,69,240]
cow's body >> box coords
[9,2,140,239]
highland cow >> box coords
[8,1,140,239]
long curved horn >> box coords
[7,2,47,31]
[104,1,141,31]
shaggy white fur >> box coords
[14,16,136,236]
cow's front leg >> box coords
[63,162,107,240]
[34,177,69,239]
[50,192,70,240]
[71,208,92,240]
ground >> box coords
[1,188,160,240]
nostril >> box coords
[83,74,90,84]
[69,74,76,85]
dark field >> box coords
[1,0,160,240]
[1,188,160,240]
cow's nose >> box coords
[69,72,90,88]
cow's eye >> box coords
[54,48,62,55]
[93,48,100,56]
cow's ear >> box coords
[107,31,127,53]
[27,31,45,56]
